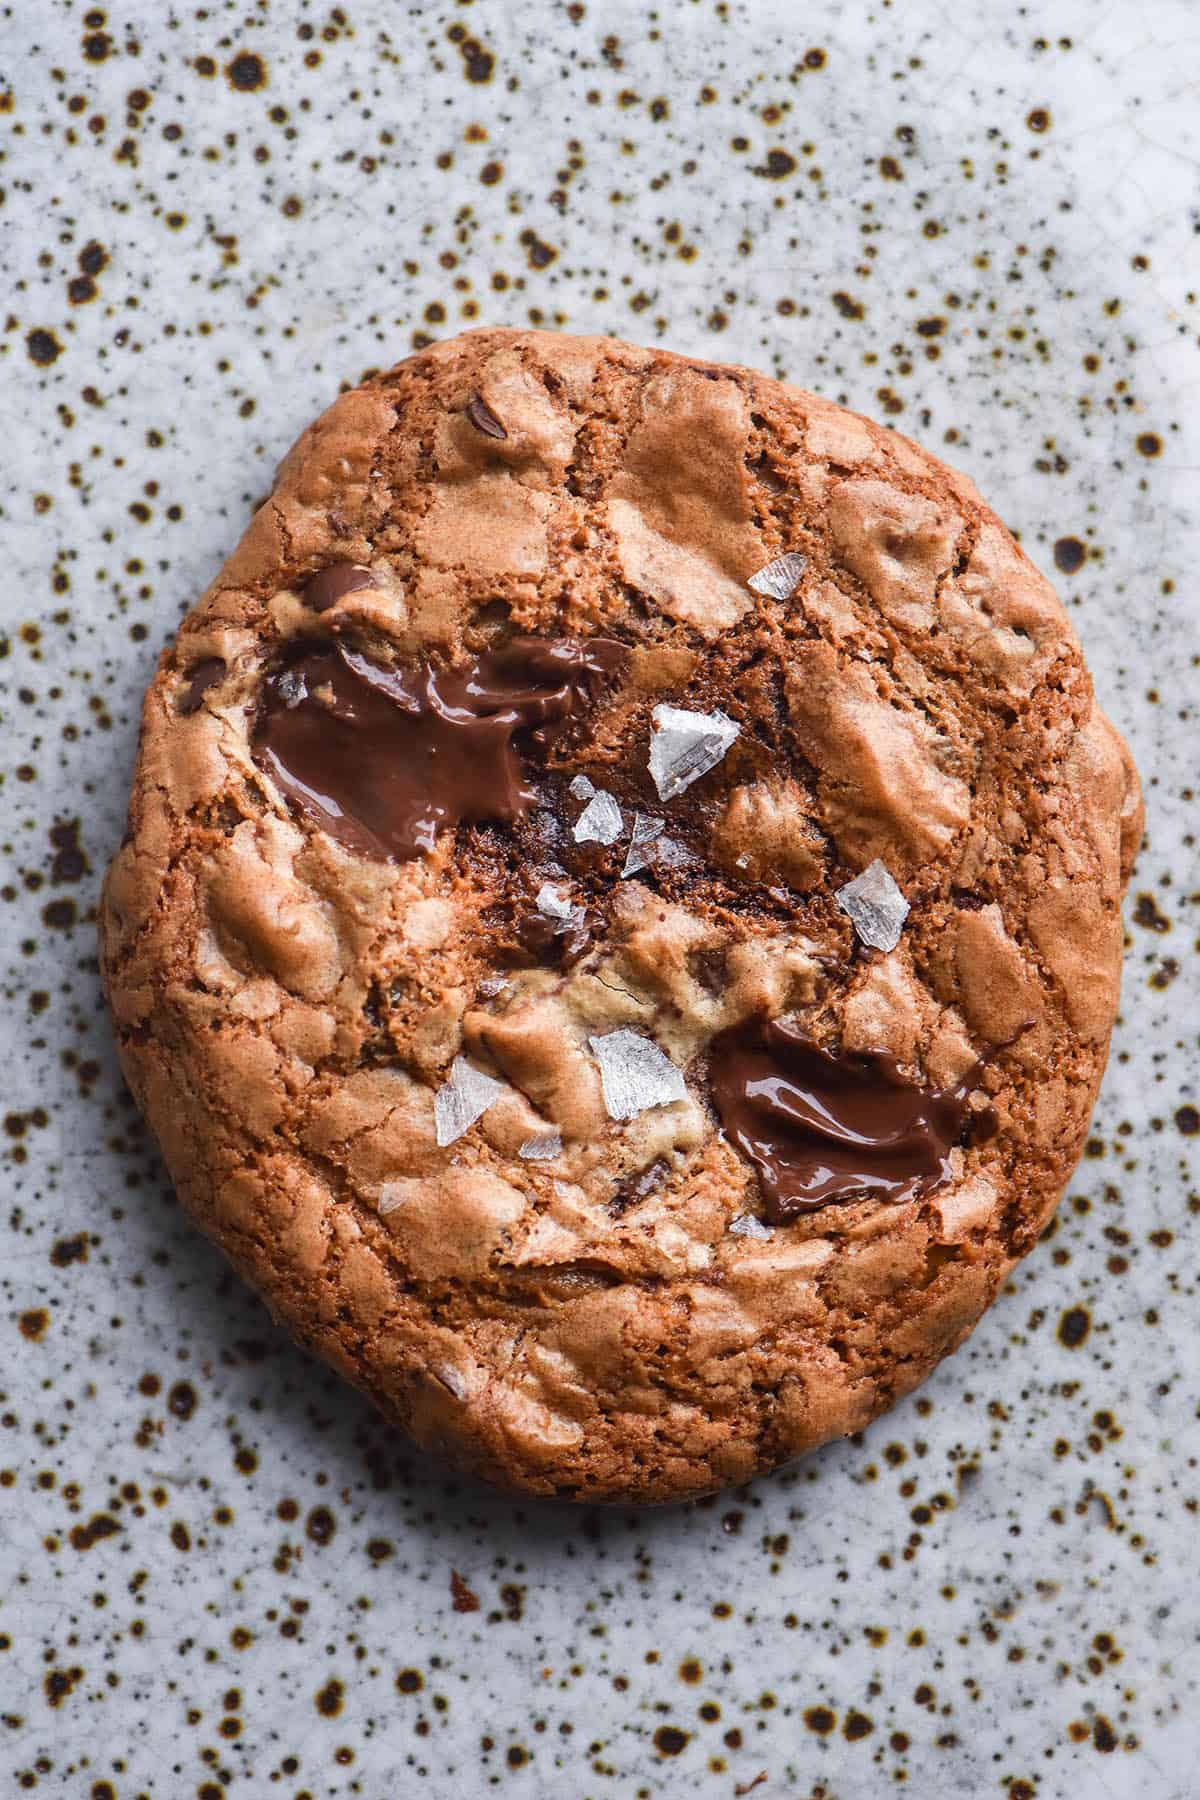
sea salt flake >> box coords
[653,835,697,871]
[432,1363,468,1399]
[535,883,574,922]
[434,1056,510,1147]
[377,1178,421,1216]
[568,774,596,801]
[648,704,740,801]
[519,1130,563,1161]
[588,1029,688,1122]
[573,787,624,846]
[728,1213,773,1241]
[835,858,910,953]
[747,551,808,601]
[621,812,664,878]
[276,670,307,709]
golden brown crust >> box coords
[99,328,1142,1503]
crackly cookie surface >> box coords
[100,328,1142,1503]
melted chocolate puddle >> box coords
[710,1017,978,1221]
[253,635,626,861]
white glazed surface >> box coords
[2,3,1196,1795]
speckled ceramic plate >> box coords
[2,3,1197,1795]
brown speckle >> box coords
[1053,536,1086,574]
[226,52,267,93]
[44,1666,83,1708]
[1058,1305,1091,1349]
[50,1234,89,1268]
[450,1569,480,1612]
[451,32,495,84]
[753,148,796,179]
[1092,1714,1118,1753]
[1133,892,1170,932]
[26,329,63,367]
[49,819,88,884]
[42,897,77,931]
[315,1678,344,1717]
[520,231,557,270]
[69,1515,120,1553]
[305,1504,336,1545]
[653,1725,689,1755]
[167,1381,197,1421]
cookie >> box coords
[100,328,1142,1504]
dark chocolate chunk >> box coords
[962,1103,999,1146]
[177,657,227,716]
[254,635,628,862]
[465,392,507,439]
[951,888,988,912]
[687,947,728,995]
[301,562,375,612]
[710,1018,977,1221]
[610,1157,670,1217]
[515,906,596,969]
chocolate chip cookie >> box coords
[100,328,1142,1503]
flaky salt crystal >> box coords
[377,1178,420,1216]
[519,1129,563,1161]
[573,788,624,846]
[431,1363,467,1399]
[747,551,807,601]
[835,858,910,953]
[276,670,308,709]
[728,1213,773,1240]
[653,835,698,871]
[535,883,574,921]
[434,1056,509,1147]
[588,1029,688,1122]
[621,812,664,878]
[568,774,596,801]
[648,704,740,801]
